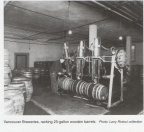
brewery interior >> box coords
[4,1,143,115]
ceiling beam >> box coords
[8,4,64,22]
[21,17,110,40]
[91,1,143,28]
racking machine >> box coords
[62,38,127,108]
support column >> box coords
[126,36,131,70]
[89,25,97,50]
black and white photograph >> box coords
[3,0,143,118]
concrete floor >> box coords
[24,78,143,115]
[24,101,49,115]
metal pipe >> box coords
[92,1,143,28]
[104,1,141,22]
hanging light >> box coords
[119,36,123,40]
[67,1,72,35]
[118,20,123,40]
[68,30,72,35]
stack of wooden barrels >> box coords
[20,68,33,79]
[58,77,108,101]
[4,49,11,86]
[34,61,49,68]
[12,67,49,79]
[12,77,33,102]
[5,82,25,115]
[33,68,41,79]
[4,76,33,115]
[4,50,33,115]
[4,49,15,115]
[4,98,15,115]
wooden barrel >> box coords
[83,83,91,96]
[92,84,108,100]
[58,77,72,91]
[78,81,84,95]
[4,86,8,90]
[21,71,33,79]
[87,83,95,98]
[8,82,26,102]
[4,78,11,86]
[33,68,41,74]
[4,49,11,86]
[5,89,25,115]
[72,80,80,94]
[81,81,88,96]
[75,80,83,95]
[58,77,108,101]
[4,49,10,60]
[12,77,33,102]
[58,77,65,89]
[40,68,47,76]
[63,78,70,90]
[68,79,75,91]
[4,60,10,67]
[4,66,11,74]
[33,73,40,79]
[25,67,34,72]
[4,98,15,115]
[4,67,11,86]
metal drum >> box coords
[4,98,15,115]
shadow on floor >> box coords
[24,79,143,115]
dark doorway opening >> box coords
[15,53,29,69]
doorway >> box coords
[15,53,29,69]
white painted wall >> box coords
[4,38,143,69]
[4,40,63,69]
[4,39,79,69]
